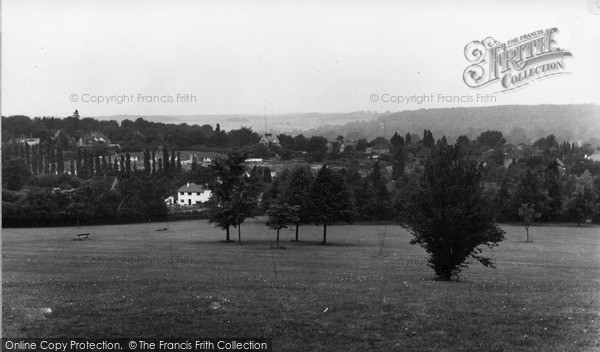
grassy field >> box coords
[2,219,599,351]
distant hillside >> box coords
[91,111,383,134]
[298,104,600,145]
[86,104,599,146]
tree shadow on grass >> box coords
[288,240,360,248]
[208,239,363,249]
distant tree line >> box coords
[3,113,600,231]
[1,141,187,182]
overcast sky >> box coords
[2,0,599,117]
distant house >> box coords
[260,133,280,147]
[366,144,390,155]
[588,154,600,162]
[245,158,263,163]
[77,132,119,149]
[164,196,175,205]
[555,158,566,174]
[200,156,212,164]
[16,137,40,146]
[504,151,524,168]
[339,141,356,153]
[177,183,212,206]
[193,154,219,164]
[327,140,355,153]
[178,152,225,167]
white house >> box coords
[178,183,212,206]
[16,137,41,146]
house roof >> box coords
[78,131,111,146]
[260,134,280,145]
[178,183,207,193]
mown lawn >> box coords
[2,219,599,351]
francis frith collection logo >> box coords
[463,28,572,92]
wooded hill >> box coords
[300,104,600,145]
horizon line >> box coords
[2,102,599,119]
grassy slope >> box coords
[2,220,599,351]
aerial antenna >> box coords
[263,106,268,135]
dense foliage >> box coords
[399,144,506,280]
[2,112,600,232]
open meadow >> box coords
[2,220,599,351]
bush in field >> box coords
[399,144,505,281]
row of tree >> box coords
[1,141,193,190]
[207,144,506,281]
[207,151,355,245]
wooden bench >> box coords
[73,233,90,241]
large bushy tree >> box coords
[280,165,314,241]
[477,130,506,149]
[399,144,505,281]
[515,168,550,219]
[228,127,260,148]
[566,170,599,225]
[391,147,406,180]
[2,157,31,190]
[306,136,328,162]
[356,161,394,222]
[207,151,249,242]
[116,174,171,220]
[229,175,261,243]
[266,201,299,249]
[309,165,355,244]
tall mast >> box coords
[263,106,268,135]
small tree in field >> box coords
[266,201,299,248]
[518,203,539,242]
[399,145,505,281]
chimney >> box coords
[187,182,190,188]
